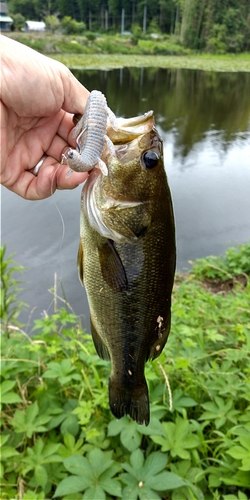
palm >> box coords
[2,108,87,199]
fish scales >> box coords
[77,108,176,426]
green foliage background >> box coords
[7,0,250,53]
[1,243,250,499]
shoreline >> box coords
[5,33,250,72]
[48,53,250,72]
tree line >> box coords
[8,0,250,52]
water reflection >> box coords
[72,67,250,158]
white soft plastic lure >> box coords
[65,90,116,176]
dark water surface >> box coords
[1,67,250,327]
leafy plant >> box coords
[226,425,250,471]
[11,401,52,438]
[54,449,122,498]
[20,438,62,490]
[199,396,239,429]
[120,449,186,499]
[0,380,22,410]
[150,416,201,459]
[0,244,250,498]
[190,242,250,282]
[0,244,27,331]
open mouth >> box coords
[66,110,155,178]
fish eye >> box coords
[141,150,159,169]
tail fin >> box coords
[109,378,150,426]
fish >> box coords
[76,106,176,425]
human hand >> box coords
[0,35,89,200]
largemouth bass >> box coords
[76,104,176,425]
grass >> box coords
[47,53,250,72]
[1,243,250,499]
[5,33,250,72]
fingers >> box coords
[59,65,90,116]
[44,132,72,163]
[33,160,88,199]
[53,111,76,147]
[55,164,88,191]
[1,110,88,199]
[27,111,78,162]
[10,159,88,200]
[1,36,89,117]
[1,35,91,200]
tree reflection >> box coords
[72,67,250,157]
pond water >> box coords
[2,67,250,328]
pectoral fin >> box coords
[77,240,84,285]
[91,316,110,361]
[98,239,128,292]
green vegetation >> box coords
[4,33,250,72]
[5,31,191,57]
[49,52,250,72]
[0,245,27,332]
[8,0,250,54]
[190,244,250,283]
[1,243,250,499]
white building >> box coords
[24,21,46,32]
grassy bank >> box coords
[1,243,250,499]
[49,53,250,72]
[6,33,250,72]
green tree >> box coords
[61,16,85,34]
[206,23,227,54]
[11,12,25,30]
[201,0,250,53]
[57,0,80,20]
[45,14,60,32]
[35,0,59,17]
[8,0,250,52]
[8,0,38,19]
[224,7,246,52]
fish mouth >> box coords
[89,111,156,177]
[107,110,155,145]
[114,110,154,129]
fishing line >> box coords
[44,164,66,316]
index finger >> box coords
[9,159,88,200]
